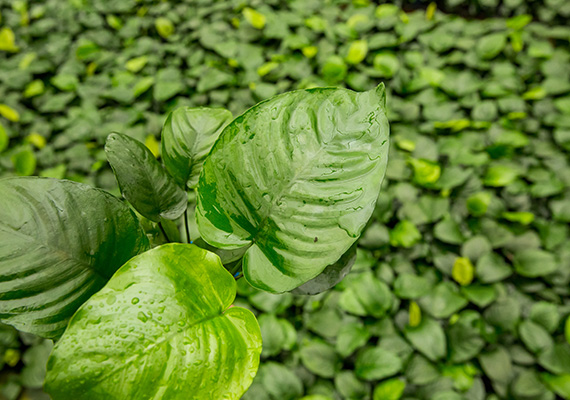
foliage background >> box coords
[1,0,570,399]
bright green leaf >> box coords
[45,244,261,400]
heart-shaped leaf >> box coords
[45,243,262,400]
[162,107,233,188]
[196,84,389,293]
[105,132,187,222]
[0,177,149,339]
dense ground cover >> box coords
[1,0,570,399]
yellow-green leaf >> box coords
[0,27,19,52]
[409,301,422,327]
[243,7,266,29]
[0,104,20,122]
[452,257,474,286]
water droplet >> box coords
[131,297,140,305]
[137,311,149,323]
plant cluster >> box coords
[1,0,570,400]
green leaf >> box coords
[530,302,560,334]
[259,314,295,358]
[452,257,474,286]
[519,320,553,354]
[300,341,341,378]
[105,133,187,222]
[0,27,19,52]
[478,347,512,384]
[336,322,370,358]
[541,373,570,398]
[0,177,149,339]
[346,40,368,65]
[434,215,464,245]
[390,220,421,248]
[335,371,369,400]
[566,316,570,345]
[155,17,174,39]
[293,245,357,295]
[161,107,233,188]
[0,123,8,153]
[409,158,441,186]
[466,192,491,217]
[373,53,400,78]
[0,104,20,122]
[373,378,406,400]
[538,343,570,375]
[483,165,519,187]
[404,317,446,361]
[419,282,467,318]
[243,8,266,29]
[513,249,558,277]
[476,33,506,60]
[355,347,402,381]
[196,85,389,293]
[11,147,36,176]
[44,244,261,400]
[393,273,432,299]
[475,252,512,283]
[339,271,392,318]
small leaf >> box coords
[0,177,149,339]
[0,27,19,52]
[409,158,441,185]
[373,378,406,400]
[105,132,187,222]
[355,347,402,381]
[0,104,20,122]
[390,220,421,248]
[44,244,261,400]
[409,301,421,327]
[0,123,8,153]
[466,192,491,217]
[404,317,446,361]
[513,249,558,278]
[11,147,36,176]
[346,40,368,65]
[243,7,266,29]
[155,17,174,38]
[452,257,474,286]
[161,107,233,188]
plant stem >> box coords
[158,222,171,243]
[184,208,191,244]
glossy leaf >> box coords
[45,244,261,400]
[196,85,389,293]
[105,132,187,222]
[161,107,233,188]
[0,177,149,339]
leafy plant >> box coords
[0,84,389,399]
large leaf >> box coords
[161,107,233,188]
[196,84,390,293]
[105,132,187,222]
[0,177,149,339]
[45,244,262,400]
